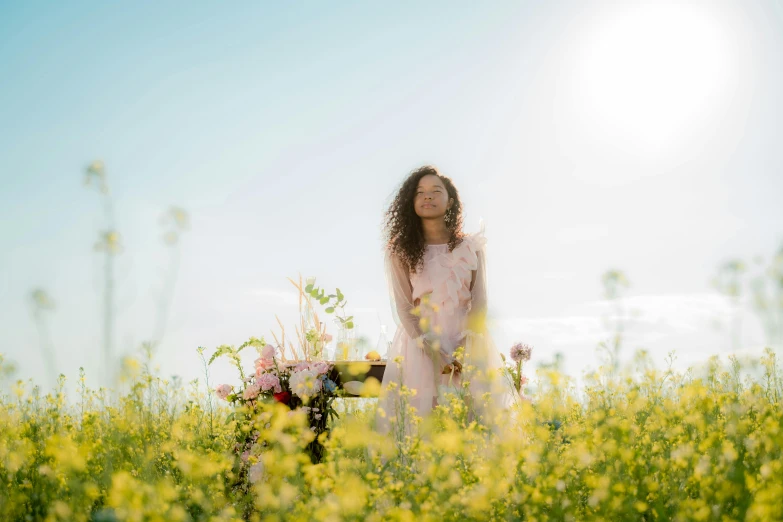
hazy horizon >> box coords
[2,1,782,392]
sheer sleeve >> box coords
[467,240,488,333]
[384,248,424,340]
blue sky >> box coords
[2,1,783,391]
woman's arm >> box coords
[385,250,425,340]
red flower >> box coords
[273,391,291,405]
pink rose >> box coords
[243,383,261,400]
[294,362,311,373]
[255,364,276,378]
[261,344,276,360]
[312,361,330,375]
[254,345,278,373]
[323,334,333,343]
[255,357,275,372]
[257,372,282,393]
[215,384,233,400]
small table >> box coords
[332,361,387,397]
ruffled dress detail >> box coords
[411,232,487,318]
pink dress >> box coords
[376,225,511,434]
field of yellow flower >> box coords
[1,347,782,522]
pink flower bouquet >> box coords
[211,339,342,467]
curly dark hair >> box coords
[382,165,465,273]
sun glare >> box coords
[569,2,741,154]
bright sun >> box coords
[569,2,740,154]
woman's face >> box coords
[414,174,452,219]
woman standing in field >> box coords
[376,165,510,434]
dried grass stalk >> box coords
[280,273,334,362]
[274,314,296,362]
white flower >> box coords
[248,461,266,484]
[288,368,322,400]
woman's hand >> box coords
[441,360,462,375]
[438,345,462,375]
[421,337,458,375]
